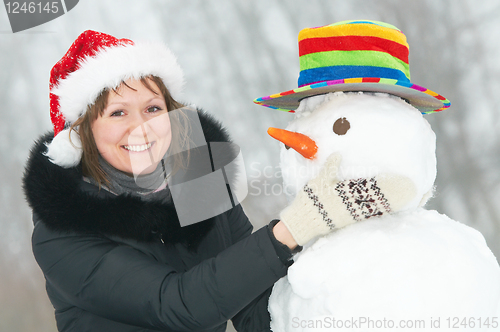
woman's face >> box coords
[92,78,172,175]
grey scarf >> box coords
[89,156,171,202]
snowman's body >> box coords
[270,210,500,331]
[270,92,500,331]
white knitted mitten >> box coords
[280,154,416,245]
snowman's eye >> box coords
[333,117,350,135]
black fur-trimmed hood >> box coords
[22,109,232,248]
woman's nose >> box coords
[128,112,152,139]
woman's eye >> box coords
[110,110,124,117]
[147,106,162,113]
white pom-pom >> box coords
[44,128,83,168]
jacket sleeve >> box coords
[32,211,289,331]
[227,203,254,244]
[228,210,294,332]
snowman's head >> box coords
[275,92,436,210]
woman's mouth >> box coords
[122,142,153,152]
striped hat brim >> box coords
[254,77,450,114]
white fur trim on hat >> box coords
[51,41,185,124]
[45,128,83,168]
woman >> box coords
[23,30,413,331]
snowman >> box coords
[254,21,500,331]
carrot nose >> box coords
[268,127,318,159]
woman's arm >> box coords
[32,215,288,331]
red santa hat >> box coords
[45,30,184,167]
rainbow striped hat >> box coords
[254,20,450,114]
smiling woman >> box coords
[22,29,303,332]
[71,75,186,187]
[91,78,172,176]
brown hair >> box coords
[69,75,189,188]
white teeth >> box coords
[124,142,152,152]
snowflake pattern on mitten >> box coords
[335,178,391,221]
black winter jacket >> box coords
[22,110,291,332]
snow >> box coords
[270,92,500,331]
[270,209,500,331]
